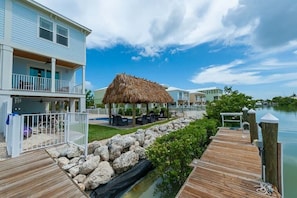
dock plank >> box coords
[0,149,87,198]
[177,127,281,198]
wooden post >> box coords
[242,106,248,122]
[132,103,136,127]
[248,109,258,143]
[260,113,279,187]
[108,103,112,125]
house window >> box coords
[46,70,60,79]
[56,25,68,46]
[30,67,59,79]
[39,18,53,41]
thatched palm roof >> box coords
[102,74,173,104]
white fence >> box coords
[5,112,88,157]
[66,113,88,157]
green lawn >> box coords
[88,119,174,142]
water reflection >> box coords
[122,170,161,198]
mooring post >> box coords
[242,106,248,122]
[260,113,279,187]
[248,109,258,143]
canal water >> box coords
[122,107,297,198]
[256,107,297,198]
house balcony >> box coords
[12,73,83,94]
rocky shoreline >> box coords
[46,114,203,193]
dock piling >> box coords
[248,109,258,143]
[260,113,279,187]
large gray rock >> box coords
[57,157,69,166]
[88,141,102,154]
[134,146,146,159]
[84,161,114,190]
[62,163,76,171]
[94,145,109,161]
[109,135,135,149]
[67,144,82,158]
[143,137,156,148]
[69,156,80,164]
[79,155,100,175]
[74,174,87,183]
[134,132,145,146]
[69,165,80,177]
[159,125,168,132]
[108,144,123,161]
[113,151,139,173]
[120,136,136,149]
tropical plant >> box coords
[206,86,255,123]
[86,89,94,108]
[146,118,217,196]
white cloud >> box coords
[36,0,238,57]
[85,81,93,90]
[36,0,297,59]
[131,56,141,61]
[224,0,297,50]
[191,59,297,86]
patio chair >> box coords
[112,115,128,126]
[136,115,148,125]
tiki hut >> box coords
[102,73,173,126]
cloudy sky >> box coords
[36,0,297,99]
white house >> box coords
[0,0,91,156]
[189,87,223,102]
[166,86,190,107]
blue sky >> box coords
[36,0,297,99]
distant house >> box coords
[198,87,223,102]
[166,87,190,107]
[188,87,223,102]
[94,87,108,107]
[0,0,91,133]
[189,91,206,106]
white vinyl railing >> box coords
[220,112,243,128]
[12,73,83,94]
[12,74,51,92]
[21,113,66,152]
[5,112,88,157]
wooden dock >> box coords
[176,128,281,198]
[0,149,87,198]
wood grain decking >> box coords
[177,128,281,198]
[0,149,87,198]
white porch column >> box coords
[79,97,86,112]
[0,45,13,89]
[51,58,56,92]
[69,99,76,113]
[82,65,86,94]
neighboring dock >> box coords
[177,127,281,198]
[0,149,87,198]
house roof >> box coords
[102,74,174,104]
[26,0,92,35]
[166,86,189,92]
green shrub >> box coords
[146,118,217,196]
[125,108,132,116]
[118,108,124,115]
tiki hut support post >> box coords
[146,103,149,114]
[166,103,169,120]
[108,103,112,125]
[132,103,136,127]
